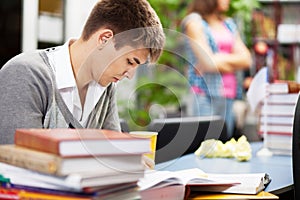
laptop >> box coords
[147,116,227,163]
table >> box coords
[155,142,293,195]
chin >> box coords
[98,81,108,87]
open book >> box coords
[138,168,270,195]
[138,168,239,191]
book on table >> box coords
[0,144,145,176]
[0,181,140,200]
[266,81,300,94]
[14,128,151,157]
[138,168,270,195]
[259,124,293,134]
[0,162,144,192]
[0,187,92,200]
[266,93,299,104]
[259,115,294,125]
[267,82,290,94]
[258,131,293,156]
[258,82,298,155]
[0,128,152,199]
[259,132,293,155]
[260,103,296,116]
[138,168,238,191]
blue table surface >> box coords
[155,142,293,194]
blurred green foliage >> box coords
[148,0,191,71]
[119,65,189,130]
[227,0,261,47]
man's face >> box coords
[96,45,149,87]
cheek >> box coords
[111,59,128,73]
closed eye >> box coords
[127,59,133,65]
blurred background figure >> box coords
[181,0,252,140]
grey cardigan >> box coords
[0,50,121,144]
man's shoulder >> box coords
[2,50,50,72]
[0,50,55,85]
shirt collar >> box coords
[52,39,76,89]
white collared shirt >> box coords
[47,40,105,127]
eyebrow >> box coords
[133,57,140,65]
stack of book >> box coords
[0,128,151,199]
[258,81,300,155]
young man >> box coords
[0,0,165,144]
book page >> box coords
[0,162,81,191]
[191,173,268,194]
[138,168,239,191]
[138,168,207,190]
[246,67,268,112]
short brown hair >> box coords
[81,0,165,62]
[187,0,218,18]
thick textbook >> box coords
[14,128,151,157]
[260,115,294,125]
[262,132,292,155]
[266,93,299,104]
[267,81,300,94]
[0,145,145,176]
[260,103,296,116]
[259,124,293,134]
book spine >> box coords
[258,131,293,136]
[14,130,60,155]
[0,146,62,175]
[259,124,293,134]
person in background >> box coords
[0,0,165,144]
[181,0,251,140]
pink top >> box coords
[211,23,237,99]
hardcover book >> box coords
[266,93,299,104]
[267,81,300,94]
[259,124,293,134]
[0,145,145,176]
[260,103,296,116]
[14,129,151,157]
[259,115,294,126]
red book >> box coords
[14,129,151,157]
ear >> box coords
[97,29,113,45]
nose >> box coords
[123,68,137,80]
